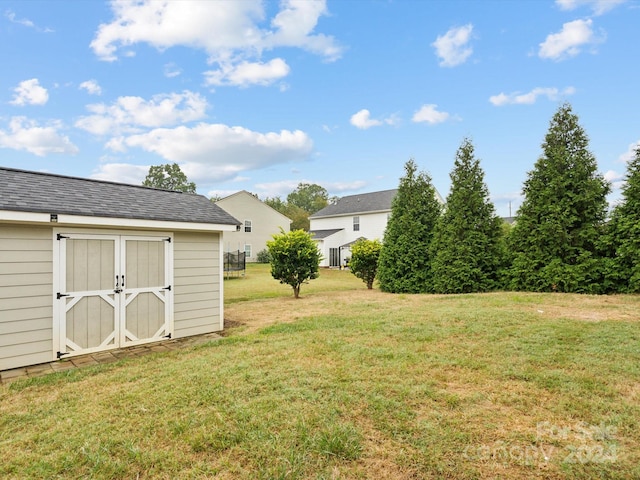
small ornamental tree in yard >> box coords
[605,145,640,292]
[377,159,442,293]
[430,138,506,293]
[508,103,610,293]
[349,239,382,289]
[266,229,322,298]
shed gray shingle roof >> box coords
[310,189,398,218]
[0,167,240,226]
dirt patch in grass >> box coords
[224,289,394,334]
[521,293,640,322]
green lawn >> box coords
[1,264,639,479]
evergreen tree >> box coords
[430,138,505,293]
[605,145,640,292]
[508,103,610,293]
[377,159,442,293]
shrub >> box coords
[349,239,382,289]
[266,229,322,298]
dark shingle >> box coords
[309,229,343,239]
[310,189,398,218]
[0,167,240,226]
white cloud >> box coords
[604,169,626,192]
[90,163,150,184]
[350,109,398,129]
[164,62,182,78]
[207,189,243,200]
[265,0,342,61]
[432,24,473,67]
[489,86,576,106]
[350,109,382,129]
[107,123,313,183]
[604,169,623,182]
[75,90,208,136]
[4,10,53,32]
[90,0,341,86]
[538,19,603,61]
[79,79,102,95]
[556,0,626,15]
[204,58,290,87]
[10,78,49,106]
[618,140,640,163]
[250,178,366,199]
[412,104,452,125]
[0,117,78,156]
[323,180,368,193]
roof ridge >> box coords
[0,165,185,194]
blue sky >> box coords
[1,0,638,217]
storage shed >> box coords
[0,167,240,371]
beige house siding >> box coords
[0,225,54,371]
[216,191,290,262]
[173,231,222,338]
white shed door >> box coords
[122,237,171,346]
[57,234,172,358]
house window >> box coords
[353,216,360,232]
[244,244,252,258]
[244,220,252,233]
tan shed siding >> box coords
[0,225,54,370]
[173,231,221,338]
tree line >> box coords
[142,102,640,295]
[375,103,640,294]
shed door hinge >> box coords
[164,237,171,243]
[163,333,172,339]
[57,292,70,300]
[57,234,69,241]
[163,285,172,291]
[57,351,69,359]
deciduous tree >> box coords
[266,229,322,298]
[142,163,196,193]
[349,239,382,289]
[287,183,329,214]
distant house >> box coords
[0,167,240,371]
[309,188,444,267]
[215,190,291,262]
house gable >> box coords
[215,190,292,261]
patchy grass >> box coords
[1,265,639,479]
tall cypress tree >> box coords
[508,103,610,293]
[606,145,640,292]
[377,159,442,293]
[430,138,505,293]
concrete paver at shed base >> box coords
[0,333,223,385]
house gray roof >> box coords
[309,229,343,239]
[310,189,398,218]
[0,167,240,226]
